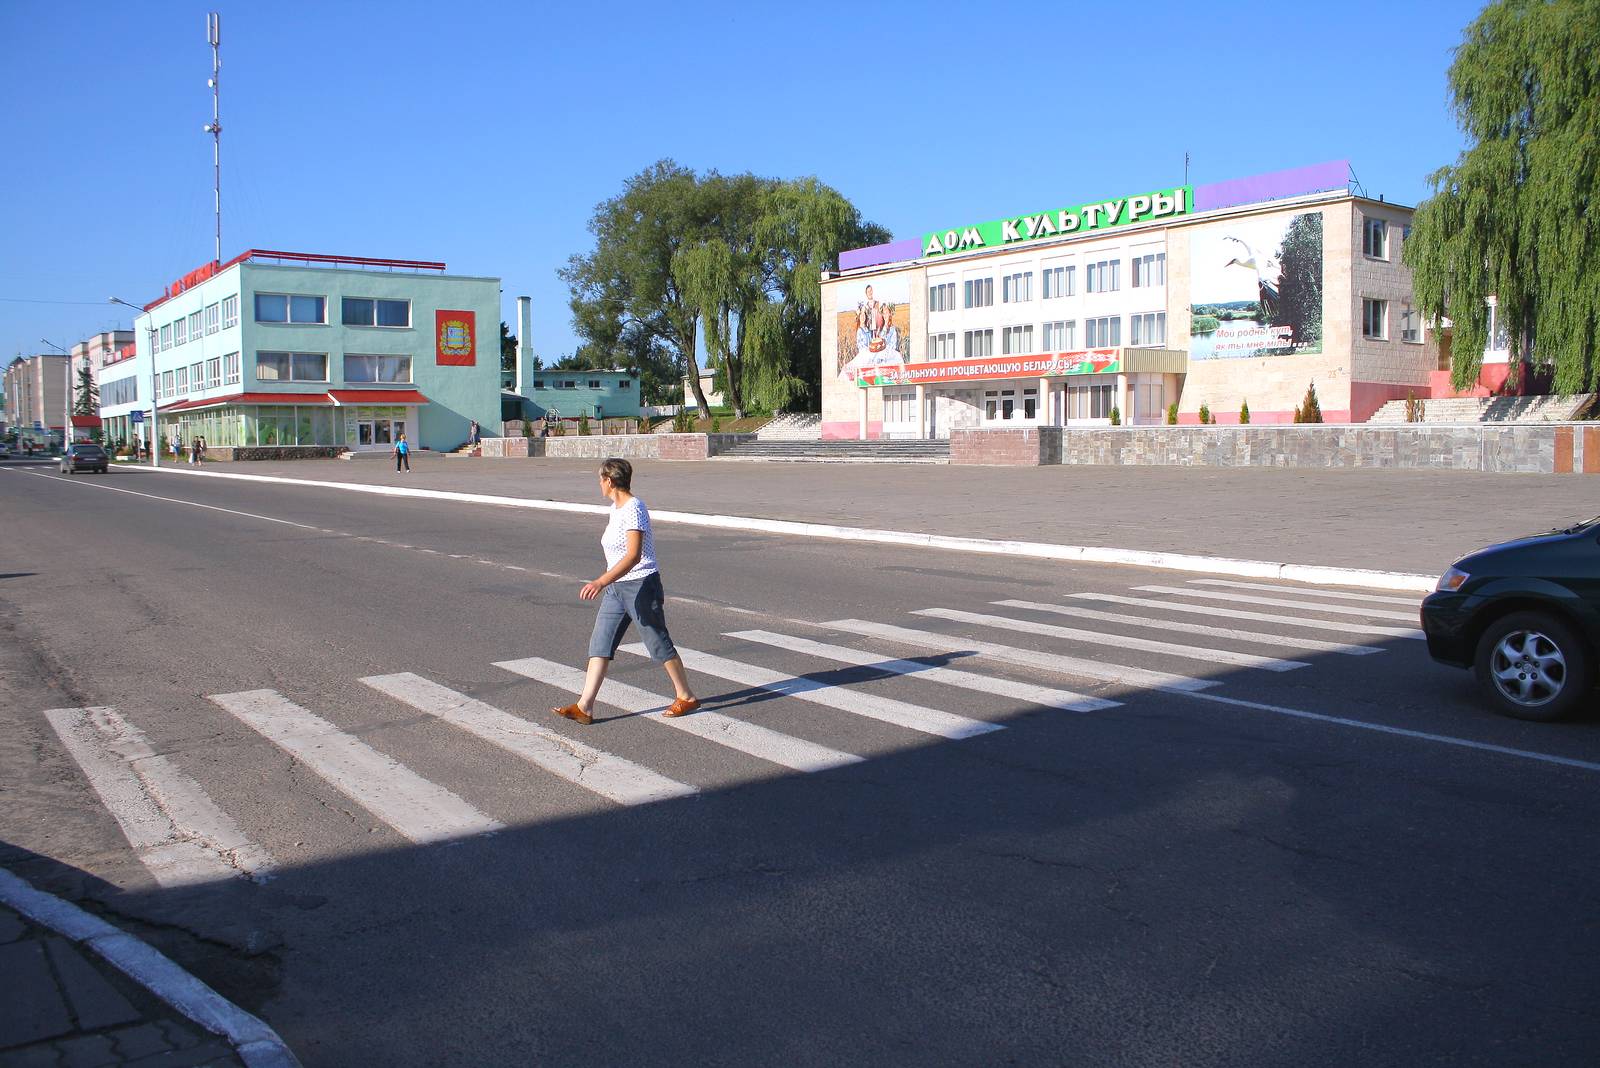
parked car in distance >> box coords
[58,443,109,475]
[0,442,10,459]
[1421,516,1600,721]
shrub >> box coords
[577,413,590,436]
[1296,381,1323,424]
[1109,407,1121,426]
[1405,390,1426,423]
[636,416,648,434]
[1166,403,1178,425]
[711,415,722,433]
[673,409,695,433]
[1239,399,1250,424]
[1198,402,1212,425]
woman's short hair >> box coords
[599,457,632,490]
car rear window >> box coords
[76,445,106,455]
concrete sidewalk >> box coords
[135,455,1594,576]
[0,901,244,1067]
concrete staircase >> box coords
[713,439,950,463]
[1367,393,1596,424]
[752,413,823,441]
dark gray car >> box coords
[58,443,109,474]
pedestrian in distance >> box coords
[189,437,201,465]
[469,420,481,446]
[393,432,410,472]
[551,457,699,725]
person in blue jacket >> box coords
[392,433,410,472]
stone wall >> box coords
[541,433,755,461]
[479,437,540,458]
[948,424,1598,473]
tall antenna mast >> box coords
[205,12,222,264]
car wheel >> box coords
[1473,611,1595,721]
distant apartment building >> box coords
[3,354,70,446]
[102,249,501,453]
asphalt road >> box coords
[2,460,1597,1066]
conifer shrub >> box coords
[1198,402,1212,425]
[1166,403,1178,425]
[1109,407,1121,426]
[1239,399,1250,424]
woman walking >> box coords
[552,458,699,724]
[392,433,410,472]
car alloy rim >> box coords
[1489,629,1567,706]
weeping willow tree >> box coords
[1406,0,1600,394]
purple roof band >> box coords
[839,238,922,272]
[1193,159,1349,213]
[836,160,1352,272]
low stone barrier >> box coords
[479,437,540,458]
[951,423,1599,473]
[192,445,346,461]
[540,433,755,461]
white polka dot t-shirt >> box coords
[601,496,658,581]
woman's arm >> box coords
[580,530,643,600]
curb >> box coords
[118,465,1438,593]
[0,867,301,1068]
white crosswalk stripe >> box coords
[493,657,863,773]
[44,707,274,887]
[208,689,503,845]
[1063,593,1425,640]
[990,600,1381,656]
[1185,579,1421,607]
[914,608,1308,673]
[363,672,698,805]
[726,630,1119,713]
[822,619,1215,691]
[621,644,1003,739]
[1132,585,1421,622]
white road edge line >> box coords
[361,672,696,805]
[0,867,303,1068]
[42,708,274,887]
[208,689,503,845]
[109,464,1439,592]
[494,657,863,774]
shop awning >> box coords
[327,389,430,406]
[71,414,103,427]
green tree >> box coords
[73,362,98,415]
[499,321,517,373]
[1405,0,1600,393]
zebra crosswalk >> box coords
[43,574,1429,888]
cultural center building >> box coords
[100,250,501,454]
[821,161,1436,438]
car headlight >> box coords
[1436,566,1470,592]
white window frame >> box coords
[1132,252,1166,288]
[1042,320,1075,351]
[1086,259,1122,294]
[188,310,203,338]
[1400,305,1421,344]
[963,329,994,359]
[343,353,414,384]
[1085,316,1122,347]
[173,318,187,346]
[205,357,222,389]
[928,281,957,314]
[963,277,994,309]
[1363,217,1389,259]
[1002,271,1033,304]
[254,292,327,325]
[340,296,413,328]
[1042,264,1075,299]
[926,332,956,360]
[221,295,239,329]
[883,388,916,426]
[1130,312,1166,347]
[255,351,330,383]
[1362,298,1388,340]
[204,303,220,335]
[223,352,241,385]
[159,324,172,351]
[1001,324,1034,355]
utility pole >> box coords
[205,12,222,265]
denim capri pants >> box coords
[587,572,678,662]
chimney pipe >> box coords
[515,296,533,398]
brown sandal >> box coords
[663,697,700,718]
[552,703,593,725]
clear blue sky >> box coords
[0,0,1484,369]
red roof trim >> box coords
[328,389,431,406]
[140,249,447,312]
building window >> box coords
[927,332,957,360]
[1363,217,1388,259]
[1130,312,1166,346]
[173,318,187,346]
[222,295,239,329]
[204,303,220,335]
[1085,316,1122,347]
[188,311,203,338]
[344,354,413,383]
[1362,298,1387,339]
[531,379,545,389]
[256,351,329,382]
[341,297,411,327]
[223,352,241,385]
[1086,260,1122,294]
[1067,382,1116,420]
[1042,320,1075,351]
[588,379,602,389]
[928,281,957,313]
[963,277,994,309]
[884,388,916,424]
[1132,252,1166,288]
[983,389,1017,421]
[1002,325,1034,355]
[159,324,172,351]
[963,329,994,358]
[1485,302,1511,350]
[205,358,221,388]
[254,293,326,324]
[190,361,204,388]
[555,379,577,390]
[175,366,188,393]
[1042,264,1075,299]
[103,376,138,406]
[618,380,632,389]
[1400,305,1421,344]
[161,370,174,398]
[1002,271,1033,303]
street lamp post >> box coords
[109,297,159,467]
